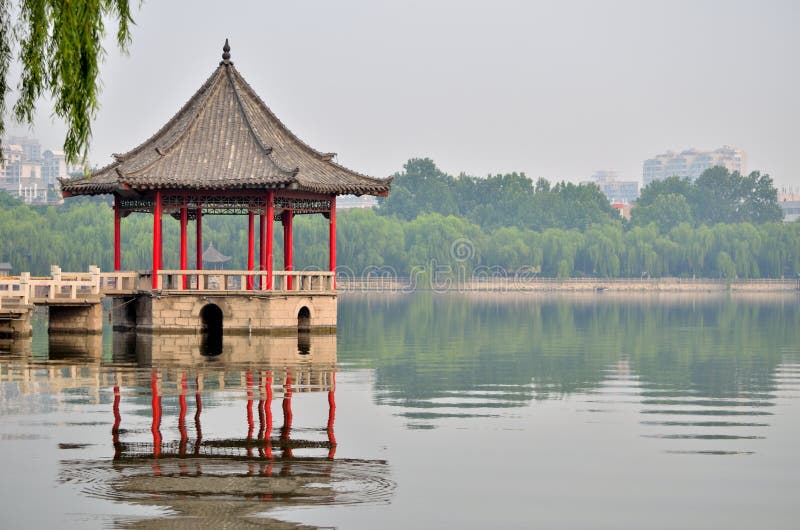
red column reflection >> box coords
[327,372,337,459]
[178,373,188,456]
[281,371,293,458]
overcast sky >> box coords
[7,0,800,190]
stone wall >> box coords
[48,303,103,334]
[0,310,32,338]
[125,292,337,334]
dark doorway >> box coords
[200,304,223,356]
[297,306,311,331]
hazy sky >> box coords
[7,0,800,189]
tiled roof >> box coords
[61,41,391,197]
[202,243,231,264]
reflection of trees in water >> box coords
[338,294,800,407]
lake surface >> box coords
[1,293,799,528]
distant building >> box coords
[42,150,68,187]
[779,192,800,223]
[7,136,41,162]
[0,138,79,204]
[611,202,632,220]
[0,262,11,276]
[337,195,378,210]
[584,170,639,204]
[642,146,746,187]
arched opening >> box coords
[199,304,223,356]
[297,306,311,331]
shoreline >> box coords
[336,277,800,294]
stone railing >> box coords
[0,273,30,308]
[156,270,335,293]
[98,271,141,292]
[1,267,105,307]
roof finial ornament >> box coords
[221,38,232,65]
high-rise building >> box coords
[1,139,77,203]
[642,146,746,188]
[42,150,68,187]
[779,192,800,223]
[6,136,41,162]
[585,170,640,204]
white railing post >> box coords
[49,266,60,298]
[20,272,30,305]
[89,265,100,294]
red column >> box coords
[247,211,255,290]
[196,208,203,269]
[329,196,336,289]
[283,209,294,290]
[152,191,162,290]
[114,196,121,271]
[266,192,274,290]
[259,202,267,290]
[180,207,188,289]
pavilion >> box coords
[202,243,231,271]
[59,40,391,334]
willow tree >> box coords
[0,0,134,163]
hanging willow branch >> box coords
[1,0,134,164]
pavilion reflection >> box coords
[127,332,337,367]
[93,361,392,527]
[112,368,337,461]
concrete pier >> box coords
[47,303,104,334]
[0,308,33,338]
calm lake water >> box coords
[1,293,799,529]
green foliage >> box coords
[631,193,693,231]
[637,167,784,228]
[2,0,134,163]
[637,176,693,208]
[378,158,619,231]
[0,159,798,280]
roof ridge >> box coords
[229,66,391,186]
[229,66,332,160]
[116,67,225,169]
[224,66,298,178]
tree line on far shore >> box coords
[0,159,797,279]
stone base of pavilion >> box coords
[110,269,337,335]
[112,292,337,335]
